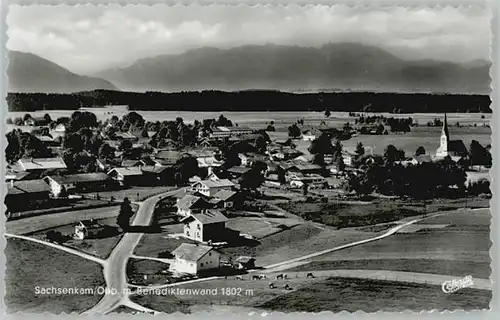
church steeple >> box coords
[442,113,449,138]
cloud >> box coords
[7,4,491,74]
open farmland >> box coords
[298,209,490,279]
[5,238,105,314]
[259,277,491,312]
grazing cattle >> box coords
[284,284,292,290]
[269,282,276,289]
[259,274,267,279]
[283,273,288,279]
[252,275,261,280]
[306,272,315,278]
[276,273,284,279]
[236,275,243,280]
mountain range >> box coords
[8,43,491,94]
[7,51,118,93]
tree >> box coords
[266,124,275,131]
[141,128,149,138]
[99,143,115,160]
[117,197,134,230]
[384,145,405,163]
[415,146,426,156]
[325,109,331,118]
[23,113,32,121]
[288,124,301,138]
[120,139,133,151]
[469,140,492,166]
[44,113,52,123]
[6,117,13,124]
[309,133,334,155]
[355,142,365,158]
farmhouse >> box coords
[210,126,254,139]
[74,219,106,240]
[180,210,229,242]
[212,190,239,209]
[43,173,111,197]
[227,166,251,179]
[5,179,51,212]
[107,167,144,186]
[170,243,221,275]
[436,114,469,158]
[176,194,213,217]
[288,173,326,189]
[234,256,256,270]
[191,179,235,197]
[17,157,67,172]
[141,165,171,184]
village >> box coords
[5,105,492,285]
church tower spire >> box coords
[437,113,449,157]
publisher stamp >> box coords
[441,275,475,293]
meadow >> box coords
[4,238,105,314]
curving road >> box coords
[83,189,182,315]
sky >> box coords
[7,4,491,75]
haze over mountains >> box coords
[7,51,118,93]
[8,43,491,94]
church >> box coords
[435,114,468,158]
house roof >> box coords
[236,256,255,263]
[6,179,51,195]
[107,167,143,176]
[213,126,253,133]
[34,135,55,142]
[176,195,209,210]
[449,140,468,154]
[121,159,144,167]
[141,165,169,174]
[181,210,228,225]
[197,157,223,168]
[227,166,252,174]
[18,157,67,171]
[193,179,235,189]
[5,170,32,181]
[46,173,109,185]
[412,154,432,163]
[76,219,103,229]
[155,150,188,164]
[172,243,216,262]
[213,190,237,201]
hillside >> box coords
[8,51,118,93]
[96,43,491,94]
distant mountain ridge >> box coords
[8,51,118,93]
[95,43,491,94]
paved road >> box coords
[83,190,182,315]
[5,233,106,265]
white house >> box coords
[180,210,229,242]
[191,179,235,197]
[170,243,221,275]
[74,219,105,240]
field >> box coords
[259,277,491,312]
[302,209,491,278]
[7,203,138,235]
[5,238,105,314]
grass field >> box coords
[287,259,491,279]
[258,277,491,312]
[5,238,105,314]
[305,209,490,279]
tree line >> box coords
[7,90,492,113]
